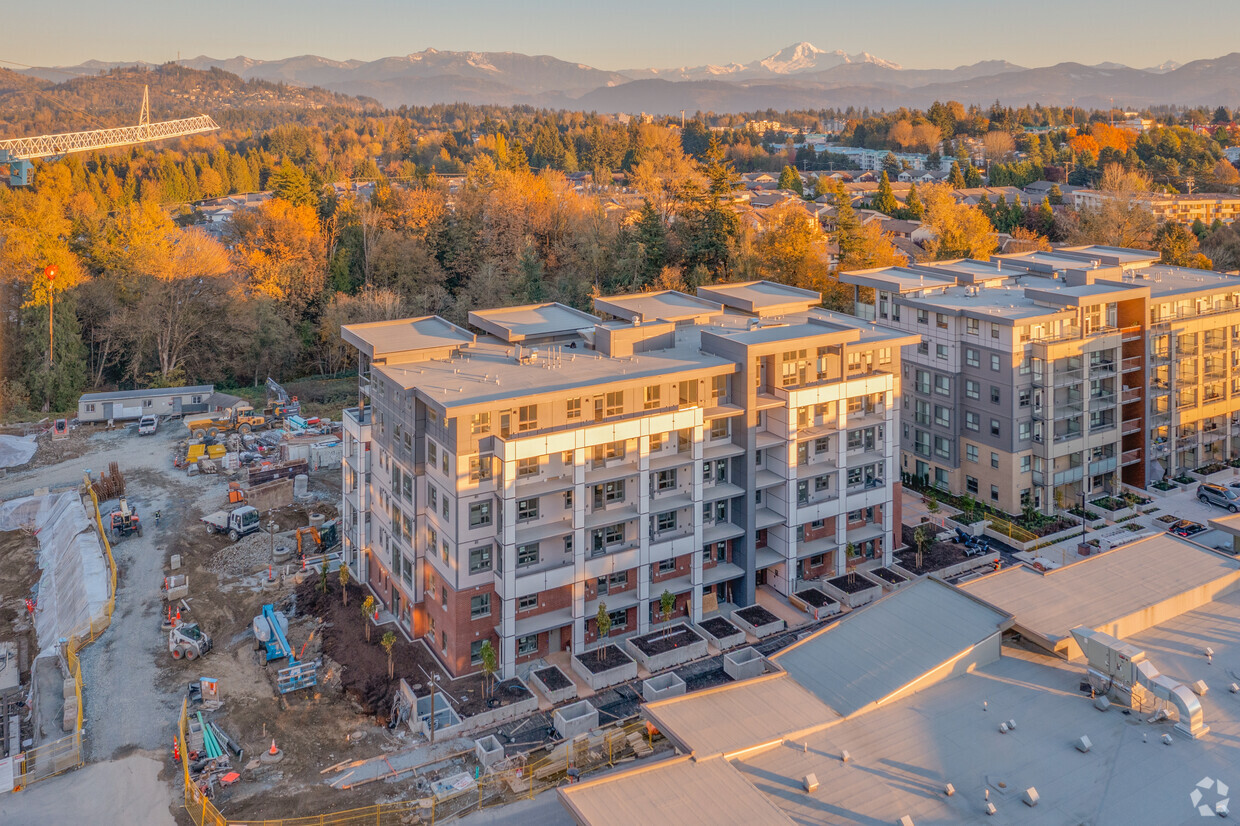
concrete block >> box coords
[1023,787,1039,807]
[1230,683,1240,694]
[475,735,504,768]
[803,773,818,793]
[985,803,997,816]
[840,750,851,763]
[1094,695,1111,711]
[944,783,955,797]
[1006,719,1016,730]
[1076,736,1092,753]
[170,554,182,570]
[1191,680,1209,696]
[999,722,1009,733]
[723,647,767,681]
[553,701,599,740]
[642,672,686,703]
[1162,733,1173,745]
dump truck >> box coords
[201,505,261,542]
[185,403,267,440]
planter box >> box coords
[530,666,577,705]
[946,517,987,537]
[475,735,505,768]
[788,588,841,621]
[869,566,910,591]
[819,574,883,608]
[553,700,599,740]
[724,647,769,681]
[1190,467,1232,484]
[571,646,638,691]
[408,688,464,740]
[455,679,539,734]
[624,624,708,673]
[697,616,746,650]
[1147,484,1179,499]
[1092,505,1135,521]
[895,553,998,581]
[730,605,785,638]
[642,672,687,703]
[984,523,1082,554]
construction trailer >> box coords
[77,385,214,423]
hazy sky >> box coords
[8,0,1240,71]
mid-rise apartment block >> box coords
[339,283,914,678]
[843,245,1240,515]
[1072,189,1240,226]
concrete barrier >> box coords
[530,666,578,705]
[642,672,686,702]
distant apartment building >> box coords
[843,246,1240,516]
[339,285,914,678]
[1072,189,1240,226]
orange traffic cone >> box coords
[175,608,181,625]
[166,605,172,625]
[173,737,180,762]
[269,739,279,756]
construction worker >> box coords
[154,510,162,526]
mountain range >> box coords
[19,43,1240,113]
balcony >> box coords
[1121,325,1143,343]
[1121,448,1142,466]
[1053,465,1084,485]
[1151,349,1171,362]
[1121,356,1143,373]
[1120,387,1142,404]
[1089,393,1117,409]
[1089,360,1117,376]
[1089,456,1118,476]
[1121,418,1142,436]
[1176,373,1200,387]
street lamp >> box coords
[44,265,57,365]
[428,673,442,744]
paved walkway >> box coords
[755,585,812,628]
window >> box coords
[597,571,628,595]
[470,640,486,665]
[678,380,698,406]
[607,609,628,631]
[1020,455,1032,473]
[604,391,624,417]
[593,480,625,508]
[443,452,449,475]
[441,540,449,561]
[917,309,928,325]
[564,535,573,554]
[966,348,979,367]
[655,559,675,575]
[709,418,729,440]
[516,498,539,522]
[441,587,448,607]
[517,405,537,432]
[470,593,491,619]
[990,419,1000,436]
[517,543,540,567]
[711,374,727,401]
[936,344,948,360]
[655,469,676,492]
[566,398,581,419]
[644,385,661,410]
[649,432,664,451]
[1019,389,1031,408]
[991,354,1001,371]
[518,594,538,612]
[517,456,540,478]
[966,444,978,463]
[991,451,1000,469]
[591,524,625,554]
[936,312,948,329]
[990,484,1000,502]
[427,441,438,468]
[991,323,1000,339]
[85,403,96,412]
[442,495,450,521]
[966,380,980,399]
[655,511,677,533]
[965,412,980,431]
[934,405,951,428]
[469,455,493,482]
[966,318,979,335]
[934,436,951,459]
[914,430,931,457]
[564,490,573,508]
[990,386,1000,404]
[917,341,930,356]
[428,486,438,511]
[468,545,492,574]
[935,375,950,395]
[966,475,979,494]
[915,370,930,395]
[1019,421,1032,440]
[517,635,538,656]
[471,412,490,435]
[469,501,492,528]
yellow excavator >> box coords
[185,402,267,440]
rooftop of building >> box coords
[1121,264,1240,299]
[901,283,1069,321]
[340,316,475,362]
[917,257,1033,281]
[592,290,723,324]
[79,385,214,403]
[839,266,959,293]
[960,533,1240,655]
[696,280,822,316]
[467,303,600,343]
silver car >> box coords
[1197,483,1240,512]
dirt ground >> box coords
[896,523,976,574]
[0,529,38,685]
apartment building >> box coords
[844,245,1240,516]
[338,284,915,679]
[1072,189,1240,226]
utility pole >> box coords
[44,265,57,365]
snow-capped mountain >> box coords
[752,42,902,75]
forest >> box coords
[0,64,1235,418]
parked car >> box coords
[137,415,158,436]
[1197,483,1240,512]
[1167,519,1207,538]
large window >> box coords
[517,635,538,656]
[597,571,628,594]
[709,418,729,439]
[593,480,626,508]
[644,385,661,410]
[655,469,676,492]
[470,593,491,619]
[470,412,490,434]
[655,511,677,533]
[518,594,538,612]
[566,397,581,419]
[966,380,980,399]
[516,498,539,522]
[517,456,540,478]
[591,524,625,554]
[469,456,493,482]
[966,348,979,367]
[468,544,492,574]
[517,404,537,432]
[469,501,492,527]
[965,412,980,431]
[604,391,624,417]
[517,543,540,567]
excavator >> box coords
[295,520,340,560]
[264,378,301,420]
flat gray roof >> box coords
[917,258,1032,281]
[697,280,821,315]
[1062,245,1162,266]
[839,266,958,293]
[341,316,474,360]
[80,385,213,403]
[468,303,600,343]
[1132,264,1240,299]
[960,533,1240,652]
[593,290,723,323]
[643,672,839,758]
[901,284,1068,322]
[773,578,1012,717]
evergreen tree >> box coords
[1048,183,1063,205]
[903,182,925,220]
[881,152,901,176]
[21,293,86,412]
[269,159,316,207]
[964,162,983,188]
[633,200,667,285]
[777,165,804,194]
[870,171,898,215]
[685,136,741,280]
[948,162,966,188]
[1037,197,1055,234]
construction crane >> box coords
[0,86,218,185]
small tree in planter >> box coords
[926,492,940,514]
[595,602,611,663]
[338,563,351,606]
[959,493,975,523]
[381,630,397,679]
[913,525,933,571]
[659,590,676,638]
[362,595,376,643]
[846,542,859,587]
[479,640,497,698]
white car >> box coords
[138,415,158,436]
